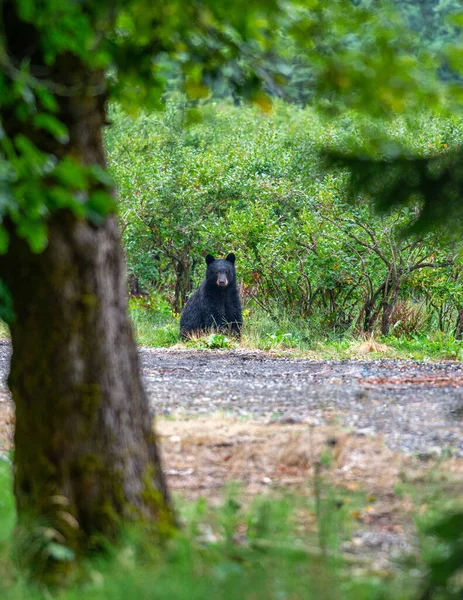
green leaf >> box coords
[251,91,273,113]
[88,165,114,187]
[53,158,88,189]
[35,87,59,113]
[427,512,463,541]
[33,114,69,143]
[85,190,117,225]
[17,220,48,253]
[185,80,210,100]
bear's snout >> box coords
[217,273,228,287]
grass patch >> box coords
[382,332,463,361]
[128,298,463,361]
[0,320,10,339]
[1,293,451,360]
[129,296,180,347]
[0,460,436,599]
[182,332,233,349]
[0,456,14,543]
[0,455,461,599]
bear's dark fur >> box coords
[180,253,242,338]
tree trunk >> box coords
[174,258,191,313]
[363,298,380,333]
[129,273,147,297]
[0,214,173,574]
[455,308,463,339]
[362,281,387,333]
[381,285,400,336]
[1,3,173,576]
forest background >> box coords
[106,0,463,358]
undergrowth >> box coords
[129,296,179,347]
[1,297,460,360]
[1,454,461,599]
[128,298,463,361]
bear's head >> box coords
[205,253,236,289]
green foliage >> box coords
[384,331,463,360]
[0,0,290,255]
[4,0,459,256]
[3,0,463,589]
[3,0,462,310]
[180,333,233,350]
[419,512,463,598]
[327,144,463,235]
[205,334,231,349]
[111,100,462,338]
[1,456,463,598]
[396,0,462,59]
[128,296,179,347]
[397,468,463,600]
[314,1,463,233]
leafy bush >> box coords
[107,99,463,339]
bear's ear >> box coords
[226,253,236,264]
[206,254,215,265]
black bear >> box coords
[180,253,242,338]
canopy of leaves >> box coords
[4,0,462,254]
[0,0,288,252]
[317,1,463,233]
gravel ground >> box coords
[140,348,463,457]
[0,341,462,457]
[0,341,462,568]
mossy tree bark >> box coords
[1,1,173,572]
[455,308,463,340]
[1,215,172,559]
